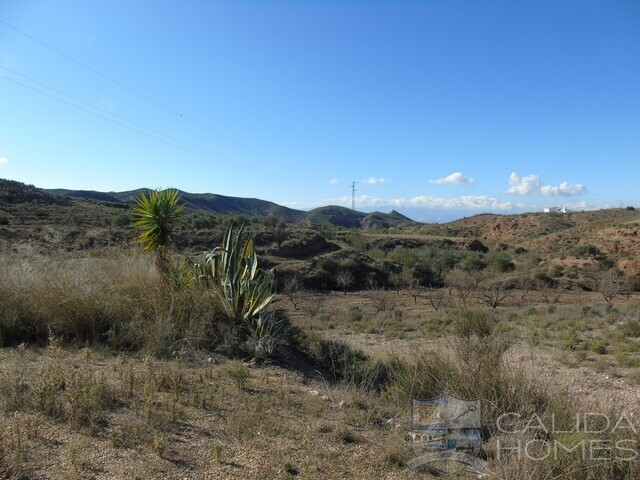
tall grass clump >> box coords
[383,309,570,431]
[380,308,639,478]
[0,251,225,354]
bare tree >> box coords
[273,221,289,248]
[404,279,424,305]
[477,279,511,309]
[300,292,327,319]
[445,269,480,307]
[590,268,627,305]
[365,288,398,313]
[536,279,564,305]
[389,272,403,294]
[424,287,447,312]
[283,273,303,310]
[516,253,538,306]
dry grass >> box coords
[0,345,417,479]
[0,251,227,354]
[2,248,640,478]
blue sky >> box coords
[1,0,638,222]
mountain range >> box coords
[38,183,416,229]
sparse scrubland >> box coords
[1,181,640,478]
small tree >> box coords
[536,278,564,305]
[477,279,511,310]
[283,273,303,310]
[424,287,447,312]
[404,278,423,305]
[300,293,327,319]
[591,268,627,305]
[365,288,398,313]
[131,188,184,274]
[445,269,480,306]
[273,221,289,248]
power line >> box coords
[0,18,318,180]
[0,73,314,193]
[0,65,216,159]
[0,19,185,118]
[1,72,266,217]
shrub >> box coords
[487,251,515,272]
[621,319,640,338]
[223,361,249,391]
[575,243,602,258]
[459,253,487,272]
[589,338,608,355]
[348,305,365,322]
[197,224,274,323]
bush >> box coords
[487,251,515,272]
[459,253,487,272]
[348,305,365,322]
[621,319,640,338]
[381,310,571,441]
[575,244,602,258]
[223,361,249,391]
[291,330,387,390]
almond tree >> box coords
[591,268,627,305]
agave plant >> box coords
[131,188,184,274]
[197,223,274,323]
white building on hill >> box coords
[544,206,573,213]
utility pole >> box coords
[351,181,357,228]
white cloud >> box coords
[540,182,586,196]
[506,173,542,195]
[361,177,387,185]
[328,178,339,185]
[507,172,585,197]
[0,156,8,165]
[333,194,515,211]
[428,171,474,185]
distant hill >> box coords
[0,180,416,228]
[2,180,71,206]
[48,189,123,204]
[304,205,415,229]
[49,188,307,223]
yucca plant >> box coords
[131,188,184,274]
[197,224,274,323]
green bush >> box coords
[589,338,608,355]
[621,319,640,338]
[487,251,515,272]
[575,243,602,258]
[459,253,487,272]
